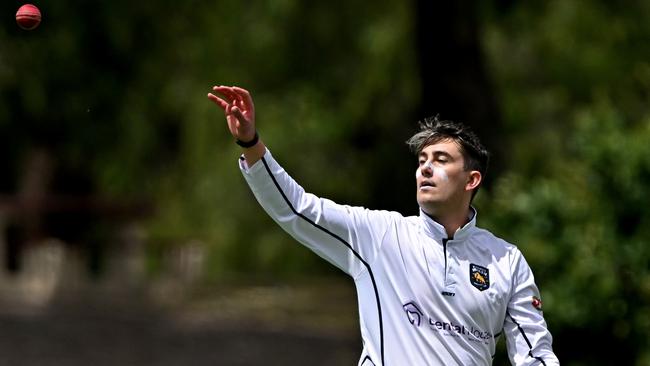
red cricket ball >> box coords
[16,4,42,30]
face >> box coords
[415,139,480,215]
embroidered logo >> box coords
[532,296,543,311]
[403,302,424,327]
[401,301,494,344]
[470,263,489,291]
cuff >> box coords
[238,148,271,174]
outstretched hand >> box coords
[208,86,256,143]
[208,85,265,164]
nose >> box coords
[420,161,433,178]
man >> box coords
[207,85,559,365]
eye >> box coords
[418,159,426,166]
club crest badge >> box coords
[470,263,489,291]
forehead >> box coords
[419,139,463,156]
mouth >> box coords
[419,181,436,190]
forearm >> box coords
[242,139,266,166]
[239,150,385,277]
[505,252,560,365]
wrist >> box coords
[236,131,259,148]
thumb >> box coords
[231,106,249,126]
[231,106,256,138]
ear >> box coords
[465,171,482,192]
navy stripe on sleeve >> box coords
[506,311,547,365]
[261,157,385,365]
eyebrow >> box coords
[419,150,453,159]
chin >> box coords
[416,199,437,213]
[417,194,438,205]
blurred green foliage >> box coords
[1,0,418,278]
[1,0,649,364]
[481,1,650,364]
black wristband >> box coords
[236,131,259,148]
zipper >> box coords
[442,238,449,282]
[441,237,456,297]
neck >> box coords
[423,206,472,238]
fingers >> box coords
[232,86,254,109]
[212,85,254,111]
[208,85,256,142]
[231,105,247,123]
[212,86,241,105]
[207,93,229,110]
[209,86,243,114]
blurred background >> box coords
[1,0,649,365]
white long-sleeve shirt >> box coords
[240,149,559,366]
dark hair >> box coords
[406,116,489,198]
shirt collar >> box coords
[419,206,477,241]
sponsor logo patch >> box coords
[470,263,489,291]
[403,302,424,326]
[532,296,543,311]
[402,301,494,345]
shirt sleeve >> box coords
[503,249,560,366]
[239,149,395,279]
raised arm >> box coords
[207,85,395,277]
[207,85,266,165]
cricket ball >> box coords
[16,4,41,30]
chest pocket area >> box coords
[460,263,508,320]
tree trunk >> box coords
[414,0,503,188]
